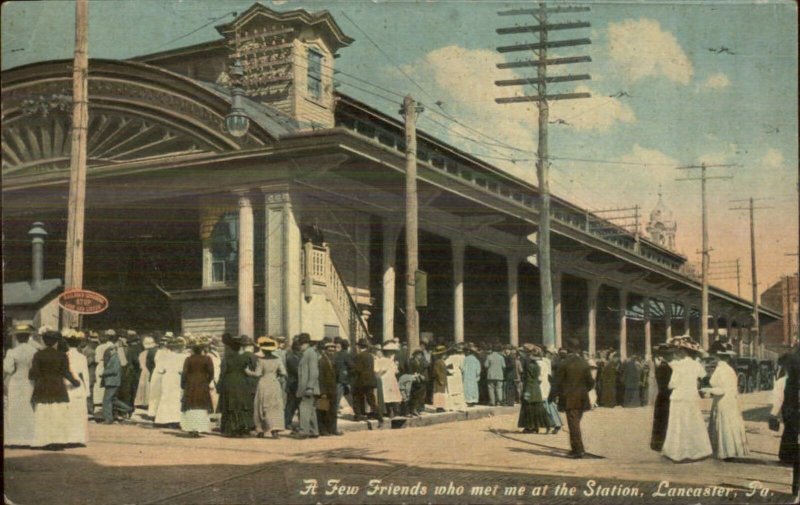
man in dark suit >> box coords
[317,340,340,436]
[554,339,595,458]
[352,339,382,425]
[101,337,132,424]
[781,344,800,496]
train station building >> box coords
[1,3,781,357]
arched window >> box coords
[210,213,238,283]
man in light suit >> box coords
[485,345,506,406]
[295,333,320,438]
[554,339,595,458]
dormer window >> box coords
[307,48,323,100]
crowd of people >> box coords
[2,323,795,474]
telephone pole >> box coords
[401,95,424,351]
[730,197,773,356]
[676,162,734,349]
[62,0,89,330]
[495,3,591,349]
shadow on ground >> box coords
[4,447,791,505]
[743,406,772,423]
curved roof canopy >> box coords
[1,59,280,179]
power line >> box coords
[152,11,237,52]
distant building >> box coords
[761,274,799,346]
[646,190,677,251]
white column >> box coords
[264,189,300,339]
[587,279,599,356]
[237,192,254,339]
[683,301,691,337]
[507,257,519,347]
[553,268,563,349]
[382,223,399,343]
[664,301,673,341]
[453,239,465,344]
[644,296,652,360]
[712,314,720,341]
[284,194,301,340]
[619,289,628,360]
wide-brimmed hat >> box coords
[713,349,737,358]
[142,336,156,349]
[324,341,337,350]
[104,329,117,337]
[257,336,277,351]
[383,342,400,352]
[668,335,703,353]
[432,344,448,355]
[356,338,369,348]
[13,323,35,336]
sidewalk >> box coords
[119,404,520,434]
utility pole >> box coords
[401,95,424,351]
[676,162,734,349]
[62,0,89,330]
[495,3,591,349]
[730,197,773,357]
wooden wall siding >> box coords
[182,298,238,335]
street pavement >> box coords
[4,391,794,505]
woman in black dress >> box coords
[650,347,674,451]
[217,335,255,437]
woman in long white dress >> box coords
[703,351,749,459]
[153,338,185,426]
[444,346,467,412]
[147,340,169,418]
[64,331,90,446]
[377,343,403,417]
[134,336,156,408]
[661,345,713,462]
[3,325,38,447]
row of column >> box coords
[378,222,705,359]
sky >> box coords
[2,0,798,301]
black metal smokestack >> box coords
[28,222,47,287]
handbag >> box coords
[768,416,780,432]
[317,396,330,412]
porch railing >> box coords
[302,241,371,343]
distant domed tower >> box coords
[646,188,677,250]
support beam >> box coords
[382,222,400,343]
[453,239,466,344]
[712,315,720,341]
[237,192,254,339]
[553,268,563,349]
[619,289,628,360]
[587,279,599,356]
[508,257,519,347]
[644,296,652,360]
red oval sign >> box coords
[58,289,109,315]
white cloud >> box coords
[607,18,693,85]
[400,45,634,150]
[700,72,730,90]
[618,144,680,169]
[551,86,636,132]
[762,148,785,168]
